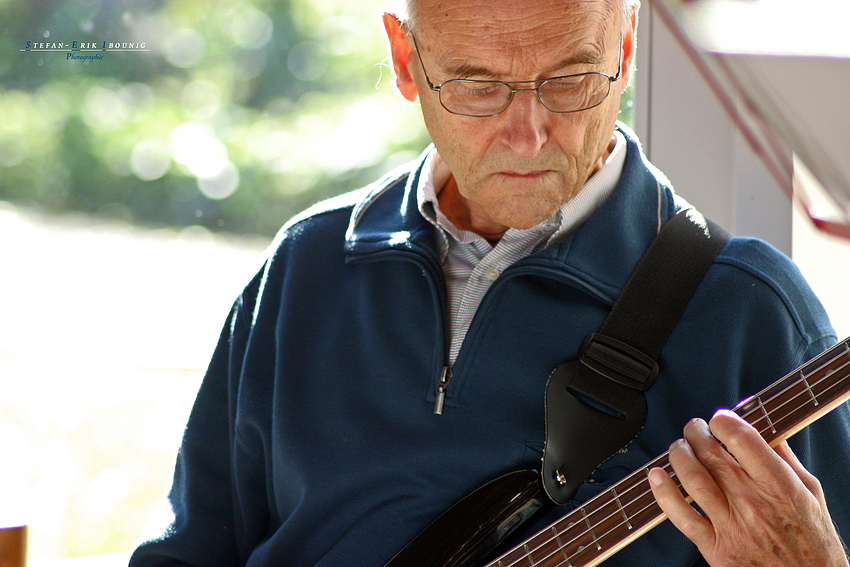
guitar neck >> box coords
[487,338,850,567]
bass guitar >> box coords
[386,337,850,567]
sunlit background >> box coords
[1,0,849,564]
[1,0,431,562]
[0,0,431,235]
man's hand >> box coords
[648,409,849,567]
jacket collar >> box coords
[344,123,684,303]
[344,146,438,262]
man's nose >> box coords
[499,89,550,159]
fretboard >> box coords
[486,338,850,567]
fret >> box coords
[738,345,850,445]
[768,369,831,432]
[487,452,683,567]
[757,395,777,433]
[551,526,572,566]
[611,488,632,530]
[487,456,674,567]
[530,521,581,566]
[482,338,850,567]
[801,371,819,406]
[581,507,602,551]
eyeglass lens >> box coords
[439,74,612,117]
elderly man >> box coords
[130,0,850,565]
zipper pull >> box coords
[434,366,452,415]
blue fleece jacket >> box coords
[130,125,850,566]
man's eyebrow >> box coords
[440,50,605,80]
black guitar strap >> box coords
[542,208,731,504]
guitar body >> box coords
[386,339,850,567]
[384,469,546,567]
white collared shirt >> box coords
[417,130,627,365]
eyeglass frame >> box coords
[408,31,624,118]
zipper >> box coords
[351,247,452,415]
[434,366,452,415]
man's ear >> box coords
[620,3,640,91]
[382,13,419,102]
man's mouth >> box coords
[500,170,549,179]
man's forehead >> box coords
[412,0,618,77]
[413,0,619,31]
[412,0,618,49]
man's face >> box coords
[390,0,634,232]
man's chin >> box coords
[489,187,568,229]
[459,174,573,233]
[488,201,562,231]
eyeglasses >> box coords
[409,32,623,118]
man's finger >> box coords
[678,417,748,505]
[648,463,714,548]
[707,410,798,489]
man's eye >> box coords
[546,76,586,93]
[454,82,503,97]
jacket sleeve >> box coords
[700,239,850,565]
[129,265,268,567]
[716,239,850,557]
[727,240,850,549]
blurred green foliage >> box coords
[0,0,430,236]
[0,0,633,238]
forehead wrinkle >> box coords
[425,33,610,82]
[438,47,605,81]
[416,0,617,81]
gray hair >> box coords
[392,0,639,34]
[388,0,420,32]
[619,0,640,31]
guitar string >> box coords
[508,355,850,567]
[499,460,675,567]
[492,342,850,567]
[526,352,850,567]
[510,348,850,567]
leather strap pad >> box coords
[542,360,648,504]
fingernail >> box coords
[685,418,710,437]
[648,467,666,486]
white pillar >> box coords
[632,2,792,255]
